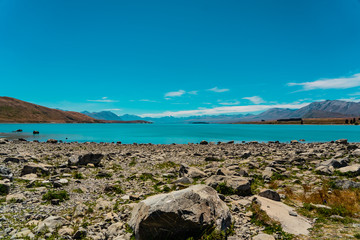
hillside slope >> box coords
[0,97,100,123]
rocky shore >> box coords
[1,139,360,239]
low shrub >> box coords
[42,190,69,203]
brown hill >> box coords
[0,97,101,123]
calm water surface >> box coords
[0,123,360,144]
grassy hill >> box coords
[0,97,100,123]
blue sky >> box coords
[1,0,360,117]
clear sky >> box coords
[1,0,360,117]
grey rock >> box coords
[20,163,52,176]
[334,179,360,189]
[6,193,25,203]
[46,139,58,144]
[254,196,312,235]
[318,159,348,169]
[338,164,360,176]
[205,175,252,196]
[73,228,87,239]
[335,139,348,144]
[68,153,104,167]
[173,177,193,185]
[315,165,334,175]
[351,149,360,157]
[179,164,207,179]
[258,189,280,201]
[129,185,232,240]
[0,166,13,180]
[3,156,27,163]
[36,216,69,233]
[0,180,10,195]
[252,233,275,240]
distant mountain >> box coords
[0,97,100,123]
[82,111,123,121]
[250,108,296,121]
[237,100,360,122]
[289,100,360,118]
[81,100,360,124]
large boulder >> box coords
[128,185,232,240]
[179,164,207,179]
[68,153,104,167]
[205,175,252,196]
[254,196,312,236]
[20,163,52,176]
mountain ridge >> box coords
[85,100,360,123]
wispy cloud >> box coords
[140,102,309,118]
[103,108,123,111]
[139,99,158,103]
[164,90,198,98]
[87,97,118,103]
[208,87,229,93]
[242,96,265,104]
[288,73,360,90]
[164,90,186,97]
[338,98,360,103]
[218,100,240,105]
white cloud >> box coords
[103,108,123,111]
[87,97,118,103]
[218,100,241,105]
[140,102,309,118]
[164,90,198,98]
[288,73,360,90]
[139,99,158,103]
[242,96,265,104]
[164,90,186,97]
[208,87,229,93]
[338,98,360,103]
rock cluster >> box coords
[0,139,359,239]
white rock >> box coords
[255,196,312,235]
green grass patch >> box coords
[73,172,84,179]
[215,182,235,195]
[154,161,179,169]
[129,157,137,167]
[42,190,69,203]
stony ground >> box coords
[0,139,360,239]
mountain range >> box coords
[1,97,359,123]
[82,100,360,123]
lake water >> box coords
[0,123,360,144]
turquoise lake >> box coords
[0,123,360,144]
